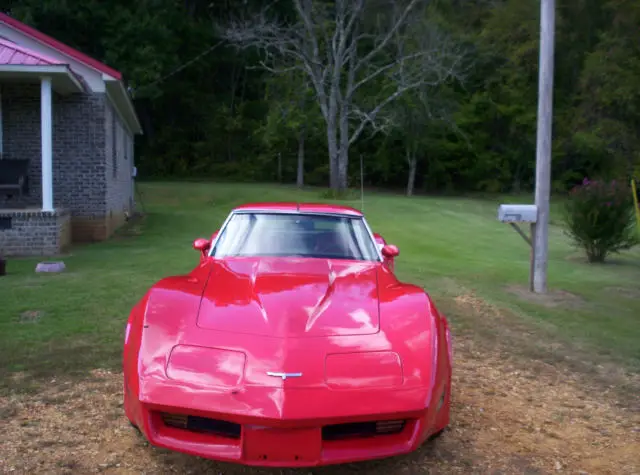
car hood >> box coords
[196,257,380,338]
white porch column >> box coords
[41,76,53,212]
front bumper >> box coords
[141,406,433,467]
[127,382,445,467]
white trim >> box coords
[103,75,143,135]
[0,64,65,74]
[104,88,135,137]
[41,77,53,212]
[0,64,84,92]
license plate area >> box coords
[243,426,321,463]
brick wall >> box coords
[0,84,133,242]
[0,209,71,257]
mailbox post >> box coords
[498,204,538,291]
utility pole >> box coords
[532,0,556,294]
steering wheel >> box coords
[314,233,342,255]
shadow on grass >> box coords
[0,339,122,395]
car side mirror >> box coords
[381,244,399,258]
[193,238,210,253]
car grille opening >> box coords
[161,412,241,439]
[322,419,406,440]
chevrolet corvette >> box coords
[123,202,452,467]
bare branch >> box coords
[348,23,469,145]
[221,0,471,190]
[347,51,433,99]
[352,0,422,74]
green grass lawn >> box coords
[1,181,639,392]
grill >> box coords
[322,419,406,440]
[161,412,241,439]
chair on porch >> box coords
[0,159,30,199]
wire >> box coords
[130,41,224,97]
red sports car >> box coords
[123,202,452,467]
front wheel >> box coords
[428,427,448,441]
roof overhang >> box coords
[0,13,123,80]
[0,64,84,94]
[104,75,143,135]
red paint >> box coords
[166,345,246,389]
[196,258,380,338]
[0,12,123,79]
[233,202,363,216]
[373,234,398,272]
[325,351,403,389]
[124,204,452,467]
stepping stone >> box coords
[36,261,66,273]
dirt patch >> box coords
[111,213,147,241]
[450,290,640,410]
[1,340,638,475]
[606,286,640,300]
[18,310,46,324]
[505,284,585,309]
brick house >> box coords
[0,13,142,257]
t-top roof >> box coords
[232,202,364,217]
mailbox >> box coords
[498,204,537,223]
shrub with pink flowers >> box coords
[564,178,638,263]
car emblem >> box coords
[266,371,303,380]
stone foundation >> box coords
[0,209,71,257]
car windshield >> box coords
[211,212,380,261]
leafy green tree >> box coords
[223,0,467,192]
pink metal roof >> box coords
[0,13,122,80]
[0,37,65,66]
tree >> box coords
[387,86,460,195]
[569,0,640,182]
[259,68,318,187]
[223,0,467,191]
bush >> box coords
[564,178,639,263]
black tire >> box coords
[128,419,141,433]
[428,427,448,441]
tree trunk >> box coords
[406,148,417,196]
[338,148,349,192]
[337,105,350,191]
[327,118,340,189]
[297,127,305,188]
[277,152,282,183]
[512,163,522,193]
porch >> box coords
[0,40,83,256]
[0,208,71,256]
